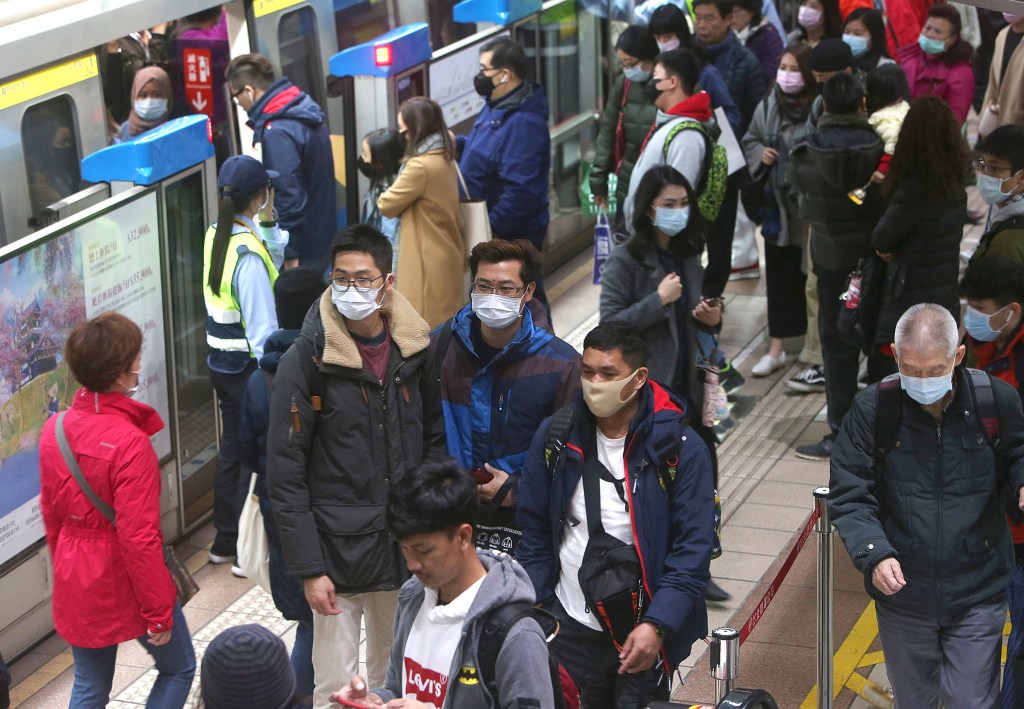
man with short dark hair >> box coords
[435,239,581,554]
[970,125,1024,263]
[267,225,445,709]
[829,303,1024,707]
[226,53,336,272]
[331,459,557,709]
[791,73,884,460]
[458,39,551,307]
[518,322,715,709]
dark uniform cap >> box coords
[217,155,279,197]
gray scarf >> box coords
[415,132,446,156]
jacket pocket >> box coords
[312,504,401,590]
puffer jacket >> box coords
[517,383,716,668]
[699,30,767,135]
[239,328,311,622]
[458,82,551,247]
[374,550,555,709]
[39,390,177,648]
[267,288,446,592]
[869,176,965,346]
[436,304,581,483]
[898,44,974,125]
[867,101,909,155]
[828,370,1024,618]
[791,113,885,272]
[591,74,658,206]
[248,78,336,267]
[742,20,784,88]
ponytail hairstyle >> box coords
[207,185,263,296]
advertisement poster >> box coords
[0,191,168,569]
[429,34,508,129]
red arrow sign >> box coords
[183,48,214,118]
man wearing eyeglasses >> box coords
[969,125,1024,266]
[267,225,445,709]
[433,239,580,554]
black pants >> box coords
[549,599,668,709]
[815,265,861,435]
[209,361,257,556]
[764,242,807,339]
[703,175,741,298]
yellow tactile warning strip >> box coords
[800,602,1014,708]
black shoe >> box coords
[719,363,746,396]
[786,365,826,393]
[704,579,732,603]
[795,434,835,461]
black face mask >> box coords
[644,79,665,104]
[474,71,495,99]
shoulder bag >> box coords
[55,412,200,606]
[455,162,492,258]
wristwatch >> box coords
[650,622,670,639]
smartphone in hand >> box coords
[470,467,494,484]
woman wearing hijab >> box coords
[115,65,174,142]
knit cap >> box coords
[200,624,296,709]
[810,38,854,72]
[275,267,326,330]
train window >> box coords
[22,97,83,227]
[424,0,477,49]
[336,0,391,51]
[516,2,585,124]
[396,70,425,104]
[278,7,326,108]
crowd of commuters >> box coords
[23,1,1024,708]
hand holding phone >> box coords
[470,467,495,484]
[335,699,373,709]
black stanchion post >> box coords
[814,487,833,709]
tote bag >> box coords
[237,472,273,594]
[455,162,492,258]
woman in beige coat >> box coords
[981,13,1024,135]
[378,97,464,328]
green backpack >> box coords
[662,119,729,222]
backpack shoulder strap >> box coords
[544,406,576,476]
[432,319,456,385]
[477,602,537,702]
[663,119,715,194]
[873,375,903,467]
[965,368,1001,446]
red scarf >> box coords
[641,91,714,152]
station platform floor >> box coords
[6,184,996,709]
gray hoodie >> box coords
[374,549,555,709]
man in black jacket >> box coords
[791,73,883,460]
[829,303,1024,707]
[267,225,445,709]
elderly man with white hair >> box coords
[828,303,1024,708]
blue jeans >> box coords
[69,604,195,709]
[292,619,314,700]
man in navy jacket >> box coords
[227,54,336,273]
[517,322,715,709]
[458,39,552,307]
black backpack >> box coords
[873,368,1022,521]
[471,602,579,709]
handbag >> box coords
[237,472,273,594]
[577,433,645,652]
[55,412,200,606]
[592,208,611,285]
[455,162,492,258]
[612,78,631,172]
[838,255,884,355]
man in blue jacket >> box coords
[517,322,715,709]
[458,39,552,308]
[227,54,336,273]
[435,239,581,555]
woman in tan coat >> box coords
[981,13,1024,135]
[378,97,464,328]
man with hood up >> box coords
[227,53,336,273]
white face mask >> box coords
[134,98,168,121]
[471,292,524,330]
[582,369,641,418]
[124,370,142,398]
[656,38,681,52]
[332,280,387,320]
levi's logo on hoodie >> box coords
[404,657,448,704]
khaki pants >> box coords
[311,589,399,709]
[800,233,823,365]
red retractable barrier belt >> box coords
[737,506,821,644]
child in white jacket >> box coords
[865,64,910,184]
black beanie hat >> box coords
[201,624,296,709]
[810,38,854,73]
[616,26,659,62]
[275,267,326,331]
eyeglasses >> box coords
[472,281,527,297]
[619,58,640,69]
[974,157,1014,177]
[230,85,247,103]
[331,274,385,292]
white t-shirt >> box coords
[402,576,485,707]
[555,430,635,629]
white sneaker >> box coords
[751,352,786,377]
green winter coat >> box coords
[590,74,658,207]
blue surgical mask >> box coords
[623,65,653,83]
[843,33,870,57]
[898,362,954,405]
[977,171,1023,206]
[134,98,168,121]
[918,33,947,55]
[964,305,1012,342]
[653,206,690,236]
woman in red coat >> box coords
[898,3,974,124]
[39,312,195,708]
